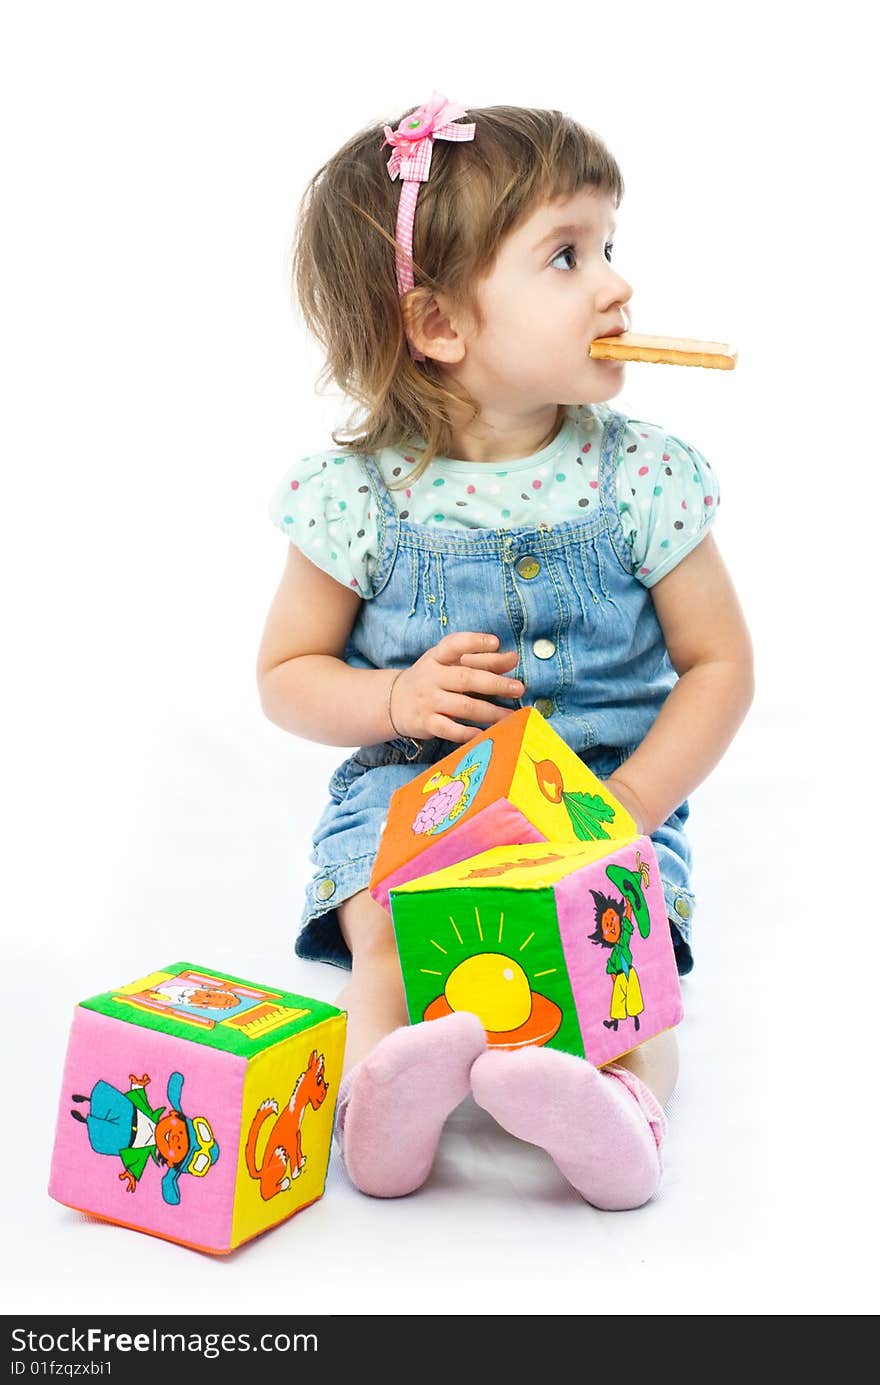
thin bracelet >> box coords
[387,669,405,738]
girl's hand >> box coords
[389,632,524,745]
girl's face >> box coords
[433,187,633,413]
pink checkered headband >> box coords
[381,92,476,363]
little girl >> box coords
[257,94,754,1210]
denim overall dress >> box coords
[297,408,697,977]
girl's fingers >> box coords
[440,692,519,726]
[430,715,482,744]
[446,664,523,699]
[434,632,501,665]
[459,650,520,671]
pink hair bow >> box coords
[381,91,476,361]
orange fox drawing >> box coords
[245,1050,330,1199]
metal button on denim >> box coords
[534,697,554,717]
[533,638,556,660]
[316,878,336,901]
[674,896,692,919]
[516,555,540,580]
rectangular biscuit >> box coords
[590,333,737,370]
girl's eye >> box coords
[550,242,615,271]
[550,245,578,271]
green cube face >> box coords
[391,885,584,1056]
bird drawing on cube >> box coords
[370,708,682,1067]
[49,963,346,1254]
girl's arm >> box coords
[257,545,397,747]
[606,533,754,837]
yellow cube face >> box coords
[509,711,637,843]
[232,1014,346,1248]
[391,838,626,894]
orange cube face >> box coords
[369,708,637,912]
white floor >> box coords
[5,695,875,1317]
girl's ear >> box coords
[402,288,468,364]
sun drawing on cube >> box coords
[421,872,566,1048]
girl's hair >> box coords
[292,105,624,489]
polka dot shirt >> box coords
[269,404,720,598]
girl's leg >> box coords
[470,1029,676,1211]
[613,1026,679,1106]
[332,889,486,1198]
[334,889,410,1077]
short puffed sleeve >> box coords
[267,451,380,598]
[614,419,721,587]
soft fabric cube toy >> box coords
[49,963,346,1254]
[369,706,637,911]
[388,837,682,1068]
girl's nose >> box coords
[614,276,634,308]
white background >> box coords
[3,0,876,1316]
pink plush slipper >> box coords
[470,1046,667,1210]
[336,1011,487,1198]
